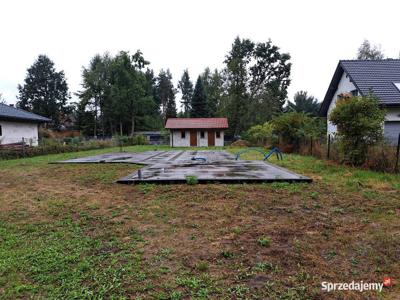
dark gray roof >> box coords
[320,59,400,116]
[0,103,51,123]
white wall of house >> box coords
[170,129,225,147]
[327,72,357,135]
[385,108,400,121]
[215,130,224,146]
[170,130,190,147]
[0,120,39,146]
[198,130,208,147]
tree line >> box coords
[14,38,385,138]
[14,37,295,137]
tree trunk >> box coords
[119,122,123,136]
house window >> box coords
[200,131,205,139]
[181,131,186,139]
[216,131,221,138]
[350,89,358,96]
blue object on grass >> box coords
[191,156,207,162]
[235,147,283,161]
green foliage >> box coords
[177,69,193,116]
[185,175,198,185]
[287,91,320,116]
[77,51,161,137]
[116,135,148,146]
[17,55,71,129]
[201,68,224,117]
[190,76,209,117]
[257,236,271,247]
[271,112,325,149]
[156,69,177,120]
[329,95,385,165]
[357,39,385,60]
[245,122,276,146]
[223,37,291,137]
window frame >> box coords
[216,131,221,138]
[181,130,186,139]
[200,131,205,139]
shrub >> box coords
[245,122,276,146]
[115,135,148,146]
[270,112,325,151]
[329,95,385,165]
[186,175,198,185]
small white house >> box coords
[165,118,228,147]
[320,59,400,144]
[0,103,50,146]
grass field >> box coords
[0,146,399,299]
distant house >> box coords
[0,103,50,146]
[320,60,400,144]
[165,118,228,147]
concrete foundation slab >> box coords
[55,150,311,184]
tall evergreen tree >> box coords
[165,95,177,119]
[287,91,320,116]
[201,68,224,117]
[177,69,193,116]
[191,76,208,117]
[224,37,291,136]
[17,55,70,129]
[156,69,176,121]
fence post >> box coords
[395,133,400,173]
[327,134,331,159]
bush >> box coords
[114,135,148,146]
[186,175,198,185]
[329,95,385,165]
[270,112,325,151]
[245,122,276,146]
[0,138,114,160]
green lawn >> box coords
[0,146,399,299]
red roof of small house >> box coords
[165,118,228,129]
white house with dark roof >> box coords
[320,59,400,144]
[165,118,228,147]
[0,103,50,146]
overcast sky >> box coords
[1,0,399,109]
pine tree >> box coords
[17,55,70,128]
[177,69,193,116]
[156,69,176,121]
[191,76,208,117]
[165,95,177,119]
[287,91,320,116]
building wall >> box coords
[170,130,190,147]
[0,120,39,146]
[327,72,357,135]
[170,129,225,147]
[215,130,224,146]
[385,107,400,121]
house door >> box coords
[208,130,215,146]
[190,130,197,146]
